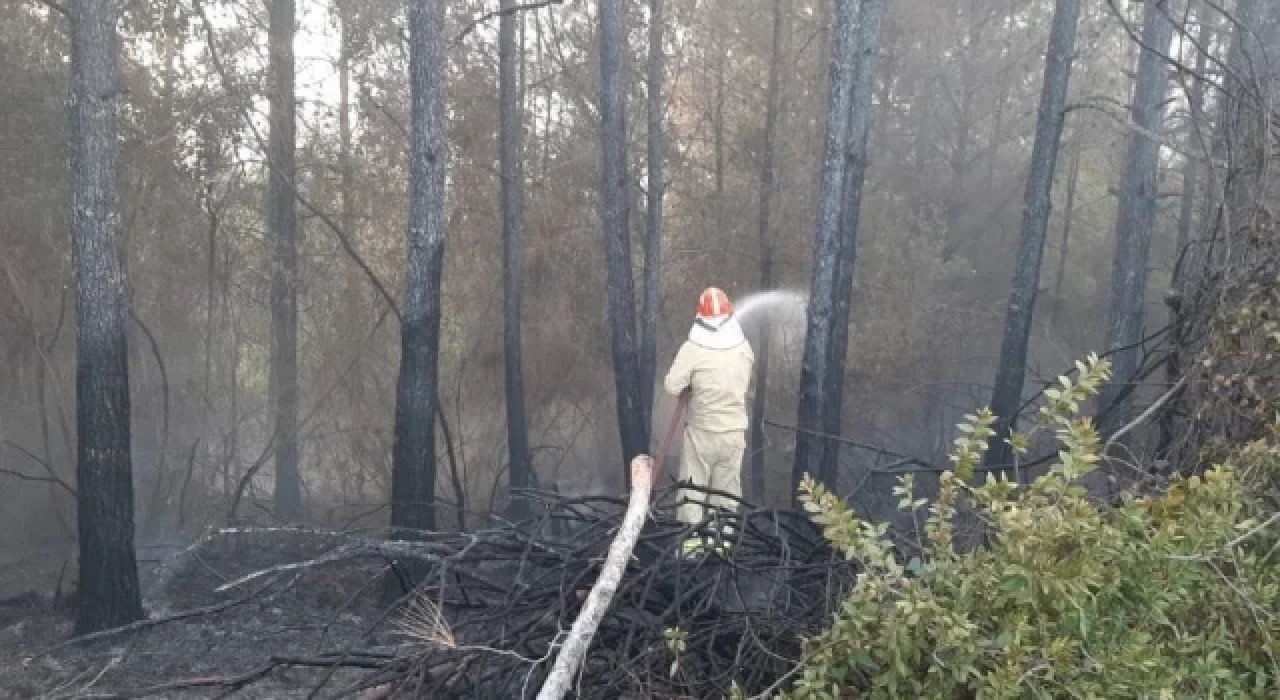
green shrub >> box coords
[771,355,1280,699]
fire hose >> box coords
[650,389,689,491]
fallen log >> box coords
[537,455,653,700]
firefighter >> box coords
[663,287,753,555]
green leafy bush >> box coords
[771,355,1280,699]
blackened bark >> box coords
[821,0,889,486]
[501,0,532,520]
[70,0,144,634]
[1100,0,1174,435]
[792,0,859,494]
[599,0,647,478]
[391,0,447,535]
[640,0,664,437]
[749,0,786,502]
[268,0,300,519]
[985,0,1081,472]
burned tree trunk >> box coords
[821,0,889,486]
[984,0,1082,472]
[391,0,448,535]
[749,0,786,502]
[792,0,859,494]
[501,0,532,520]
[599,0,647,478]
[268,0,300,520]
[70,0,144,634]
[1100,0,1174,435]
[640,0,664,435]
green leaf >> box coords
[999,575,1028,593]
[906,557,926,576]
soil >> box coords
[0,531,403,699]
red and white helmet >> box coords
[696,287,733,320]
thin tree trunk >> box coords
[339,16,361,349]
[1100,0,1174,435]
[984,0,1082,473]
[391,0,447,541]
[1221,0,1280,251]
[189,25,217,412]
[821,0,890,486]
[599,0,647,479]
[227,319,240,502]
[70,0,143,634]
[1161,15,1212,460]
[941,97,973,262]
[792,0,859,494]
[203,165,218,406]
[268,0,300,520]
[500,0,532,520]
[1053,135,1082,302]
[1173,19,1208,289]
[538,14,552,183]
[749,0,786,503]
[713,28,726,233]
[640,0,664,439]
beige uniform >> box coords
[663,335,754,525]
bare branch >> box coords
[454,0,566,44]
[2,439,76,498]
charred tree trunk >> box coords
[984,0,1081,473]
[1100,0,1174,435]
[749,0,786,503]
[391,0,448,537]
[792,0,859,494]
[821,0,890,486]
[500,0,532,520]
[640,0,664,440]
[599,0,647,479]
[70,0,144,634]
[268,0,300,520]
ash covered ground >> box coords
[0,531,393,699]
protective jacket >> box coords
[662,315,754,432]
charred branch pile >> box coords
[122,486,852,699]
